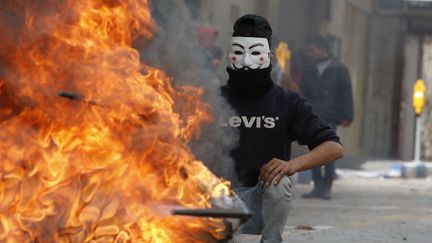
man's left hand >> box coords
[259,158,297,186]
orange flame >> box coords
[275,42,291,74]
[0,0,230,242]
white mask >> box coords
[227,37,271,70]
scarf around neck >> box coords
[226,65,274,99]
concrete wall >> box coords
[363,15,404,157]
[339,2,370,156]
[275,0,314,46]
[420,37,432,160]
[399,35,420,160]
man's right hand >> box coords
[259,158,298,186]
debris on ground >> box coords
[295,225,315,230]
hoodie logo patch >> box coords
[220,116,279,128]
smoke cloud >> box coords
[140,0,239,182]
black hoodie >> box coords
[221,83,340,187]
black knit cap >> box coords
[232,14,272,47]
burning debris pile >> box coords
[0,0,239,242]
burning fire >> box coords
[275,42,291,75]
[0,0,231,242]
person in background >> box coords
[290,48,308,90]
[196,25,223,76]
[300,35,354,200]
[221,14,343,242]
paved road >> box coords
[234,177,432,243]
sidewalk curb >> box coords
[396,162,432,178]
[293,161,432,183]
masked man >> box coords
[220,14,343,243]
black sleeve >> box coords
[289,93,341,150]
[338,65,354,122]
[299,68,313,99]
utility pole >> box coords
[412,79,426,162]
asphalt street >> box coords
[234,176,432,243]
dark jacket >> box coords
[300,58,354,124]
[221,85,340,187]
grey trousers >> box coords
[233,176,293,243]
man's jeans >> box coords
[233,176,293,243]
